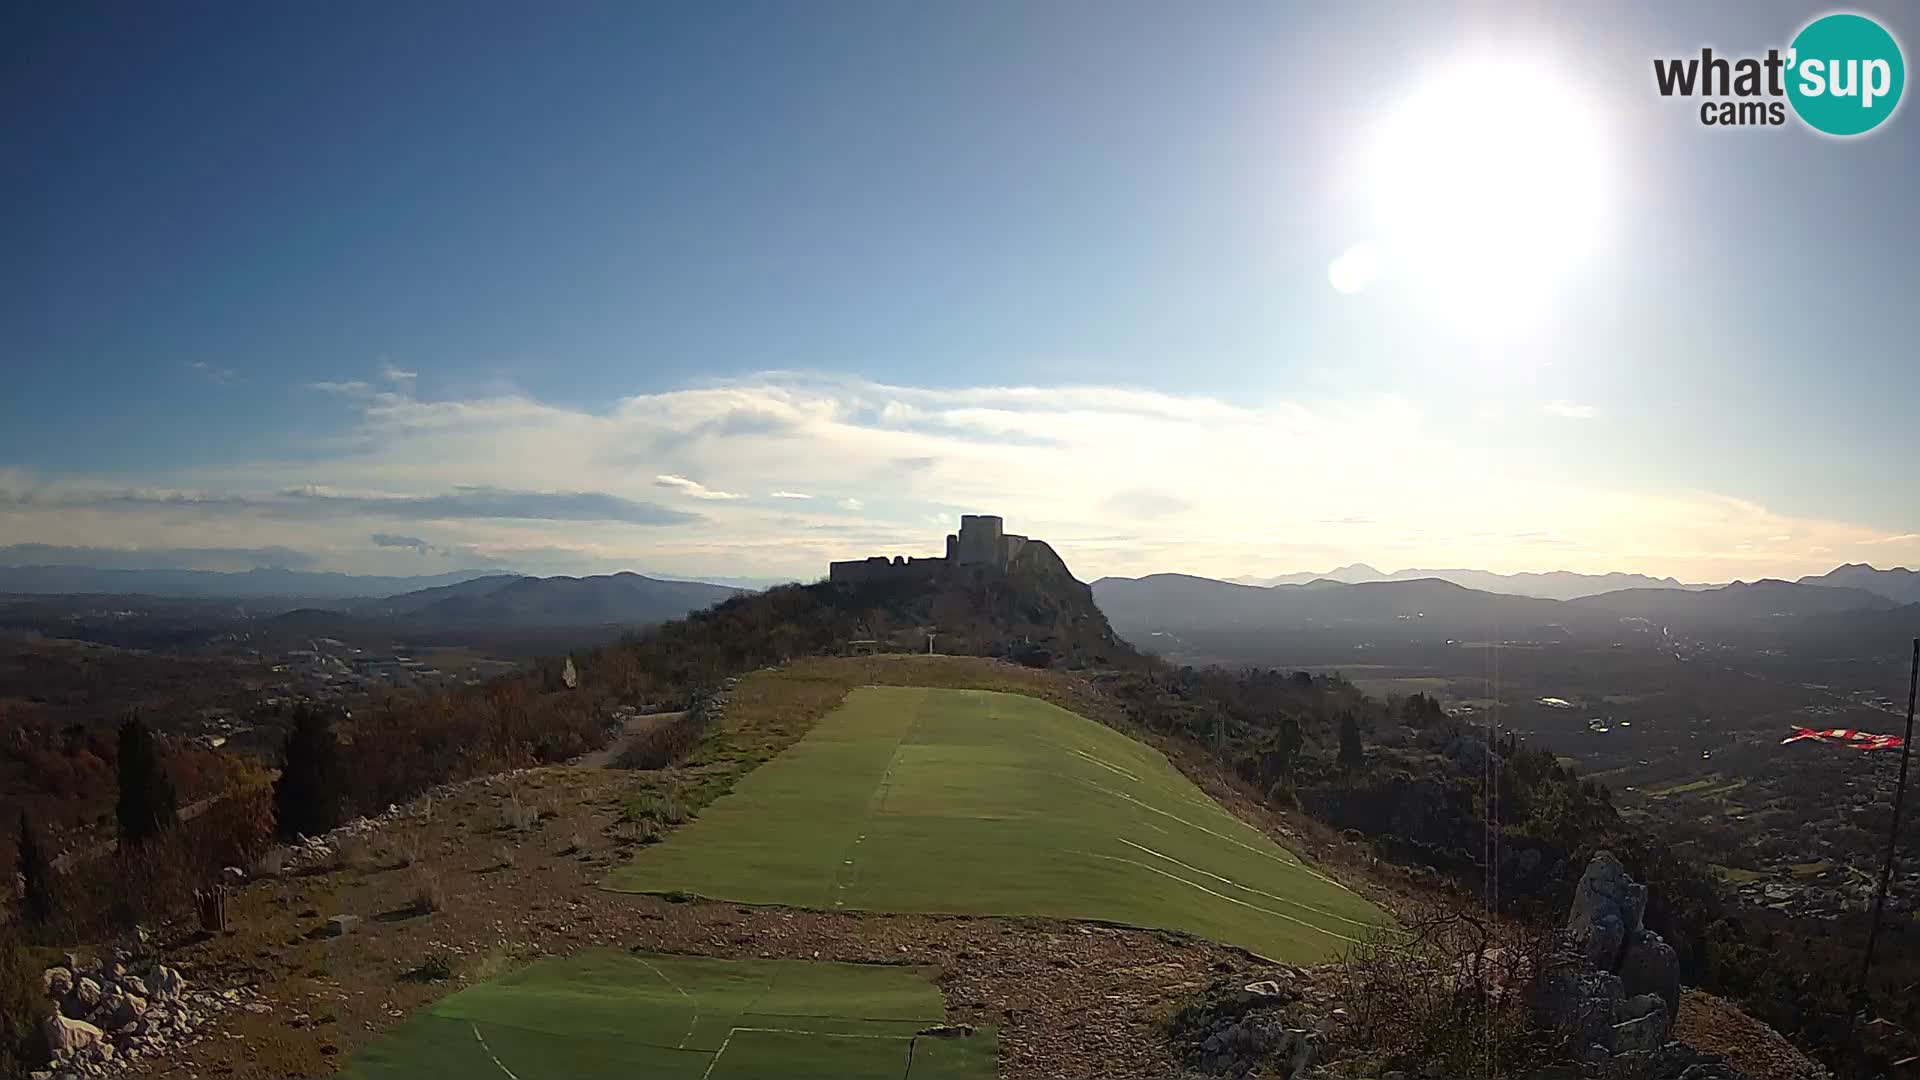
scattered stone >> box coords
[326,914,360,937]
[44,967,74,998]
[43,1014,106,1055]
[916,1023,977,1037]
[148,965,187,1001]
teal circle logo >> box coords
[1787,13,1905,136]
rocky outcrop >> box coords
[1536,852,1752,1080]
[1567,852,1648,971]
[35,950,257,1079]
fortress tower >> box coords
[829,513,1029,584]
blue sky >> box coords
[4,1,1917,582]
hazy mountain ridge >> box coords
[0,564,508,599]
[389,572,744,626]
[1092,571,1903,651]
[1798,563,1920,605]
[1229,563,1709,600]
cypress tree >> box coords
[1338,710,1364,771]
[275,704,343,839]
[115,715,179,847]
[16,812,54,924]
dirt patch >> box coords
[570,710,680,769]
[1674,988,1830,1080]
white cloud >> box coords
[4,373,1917,582]
[1543,400,1598,419]
[654,474,743,501]
[379,364,418,383]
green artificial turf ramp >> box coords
[339,950,994,1080]
[607,686,1389,961]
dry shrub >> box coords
[32,803,264,943]
[614,708,714,770]
[394,832,423,868]
[251,847,288,878]
[1330,910,1564,1077]
[329,835,368,872]
[410,869,445,914]
[494,844,515,870]
[501,792,536,832]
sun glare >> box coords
[1363,58,1610,333]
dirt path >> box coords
[570,711,681,768]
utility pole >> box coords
[1860,638,1920,1005]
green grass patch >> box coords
[341,950,995,1080]
[1644,776,1721,797]
[1351,676,1449,699]
[608,685,1390,962]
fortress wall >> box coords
[829,555,948,585]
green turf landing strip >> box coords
[337,950,997,1080]
[607,686,1392,962]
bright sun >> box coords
[1361,58,1610,332]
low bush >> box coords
[0,926,47,1075]
[614,708,714,770]
[1329,910,1563,1078]
[410,869,445,914]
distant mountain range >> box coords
[1797,563,1920,605]
[0,565,506,599]
[1092,571,1909,656]
[358,572,742,626]
[1227,563,1711,601]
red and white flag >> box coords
[1781,726,1906,751]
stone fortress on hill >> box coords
[829,514,1035,585]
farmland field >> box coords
[607,686,1389,961]
[341,950,994,1080]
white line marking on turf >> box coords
[472,1023,524,1080]
[1117,838,1382,930]
[701,1025,915,1079]
[637,957,700,1049]
[1066,775,1350,890]
[1076,850,1362,945]
[1067,747,1142,782]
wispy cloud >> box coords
[654,474,743,501]
[379,364,418,384]
[187,361,237,385]
[370,532,436,554]
[770,491,812,500]
[840,498,865,511]
[308,379,375,396]
[1543,400,1598,420]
